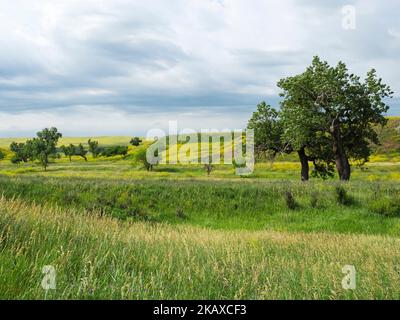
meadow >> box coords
[0,123,400,299]
[1,196,400,299]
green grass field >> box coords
[0,124,400,299]
[1,196,400,299]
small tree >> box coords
[30,127,62,171]
[130,137,143,147]
[135,146,158,171]
[10,142,32,163]
[61,144,75,162]
[0,150,5,161]
[76,144,88,161]
[247,102,288,158]
[101,145,128,157]
[88,139,101,158]
[61,144,87,162]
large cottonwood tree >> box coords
[248,101,334,181]
[278,56,393,180]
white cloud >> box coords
[0,0,399,135]
[0,105,252,137]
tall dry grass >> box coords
[0,196,400,299]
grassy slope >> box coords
[0,175,399,235]
[0,117,398,158]
[1,158,400,181]
[1,197,399,299]
[0,136,133,149]
[0,119,399,299]
[371,117,400,160]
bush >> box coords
[101,145,128,157]
[310,192,319,208]
[130,137,143,146]
[176,208,187,219]
[284,191,297,210]
[135,146,158,171]
[335,186,354,206]
[115,192,132,210]
[10,142,32,163]
[368,197,400,217]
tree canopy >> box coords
[249,56,393,181]
[130,137,143,147]
[31,127,63,170]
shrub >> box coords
[310,192,319,208]
[335,186,354,206]
[284,191,297,210]
[115,192,132,210]
[126,207,156,222]
[130,137,143,146]
[101,145,128,157]
[10,142,32,163]
[135,146,158,171]
[176,208,187,219]
[368,197,400,217]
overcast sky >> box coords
[0,0,399,137]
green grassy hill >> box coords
[0,120,400,300]
[0,117,400,168]
[372,117,400,159]
[0,117,399,162]
[0,136,133,149]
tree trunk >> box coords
[297,148,309,181]
[331,118,351,181]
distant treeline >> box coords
[9,128,143,170]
